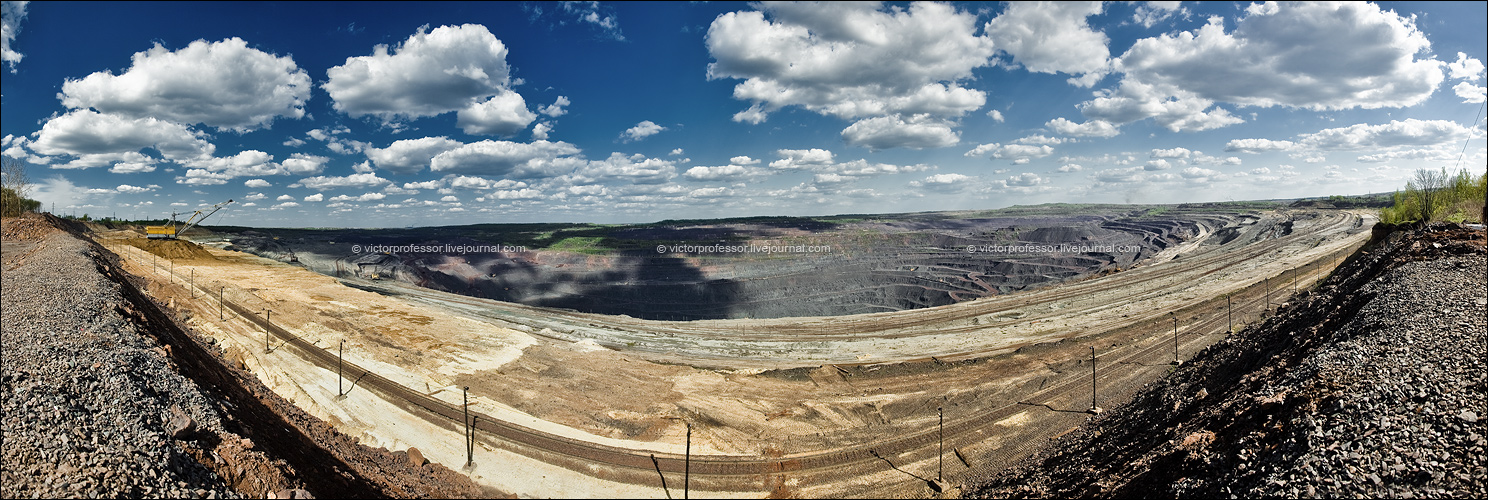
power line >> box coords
[1452,101,1486,173]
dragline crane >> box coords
[145,199,234,239]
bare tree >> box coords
[2,156,36,217]
[1407,167,1448,224]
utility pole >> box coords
[684,421,692,500]
[338,340,345,396]
[264,310,271,353]
[1170,313,1180,365]
[464,386,473,467]
[1088,347,1101,414]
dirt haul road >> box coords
[98,208,1371,497]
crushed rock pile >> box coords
[966,222,1487,498]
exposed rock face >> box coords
[965,223,1487,498]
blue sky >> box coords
[2,1,1484,227]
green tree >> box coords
[1382,168,1486,224]
[1409,168,1448,224]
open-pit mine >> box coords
[93,204,1371,497]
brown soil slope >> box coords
[966,222,1487,498]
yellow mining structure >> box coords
[145,199,234,239]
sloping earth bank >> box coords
[1,214,489,499]
[966,223,1487,498]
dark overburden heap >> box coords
[966,223,1487,498]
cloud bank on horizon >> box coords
[1,1,1483,226]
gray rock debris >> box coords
[2,232,239,499]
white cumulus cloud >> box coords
[295,172,391,191]
[365,136,464,175]
[457,90,537,136]
[29,109,214,166]
[985,1,1110,85]
[1225,138,1296,153]
[683,165,750,181]
[114,184,158,194]
[1298,119,1473,151]
[770,148,835,169]
[1447,52,1485,81]
[429,139,581,177]
[621,120,665,142]
[706,2,995,149]
[324,24,534,129]
[1150,147,1192,159]
[841,114,959,150]
[1454,82,1486,104]
[539,96,570,117]
[2,0,28,71]
[1080,3,1444,132]
[59,38,309,132]
[1046,117,1120,138]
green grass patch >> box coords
[548,236,609,254]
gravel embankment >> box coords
[967,223,1487,498]
[2,229,245,498]
[1246,253,1486,497]
[5,215,490,499]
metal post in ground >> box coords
[264,310,271,353]
[464,386,472,466]
[190,269,194,297]
[1265,277,1270,311]
[1292,266,1297,294]
[1171,313,1180,365]
[1088,347,1101,414]
[338,340,345,396]
[938,406,944,482]
[684,422,692,500]
[1227,294,1232,333]
[219,286,224,321]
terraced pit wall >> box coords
[214,210,1262,320]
